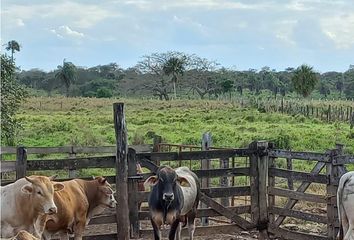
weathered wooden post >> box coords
[249,141,270,240]
[128,148,140,238]
[201,132,211,226]
[326,144,345,240]
[286,158,293,190]
[113,103,130,240]
[68,146,77,178]
[16,146,27,180]
[220,157,229,207]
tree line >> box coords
[15,51,354,100]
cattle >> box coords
[42,177,117,240]
[337,171,354,240]
[144,166,200,240]
[0,175,64,238]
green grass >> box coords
[16,97,354,154]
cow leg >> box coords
[175,222,181,240]
[344,223,354,240]
[151,218,162,240]
[187,211,196,240]
[168,219,180,240]
[73,219,86,240]
[59,232,70,240]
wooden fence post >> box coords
[286,158,293,190]
[326,144,345,240]
[128,148,139,238]
[201,132,211,226]
[16,146,27,180]
[220,157,229,207]
[249,141,270,240]
[68,146,77,178]
[113,103,130,240]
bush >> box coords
[96,87,113,98]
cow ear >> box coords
[177,177,191,187]
[21,184,33,194]
[53,183,64,191]
[144,176,158,188]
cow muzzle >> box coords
[47,207,57,215]
[163,193,174,202]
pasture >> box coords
[16,97,354,155]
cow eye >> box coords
[37,191,42,195]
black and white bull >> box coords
[144,166,200,240]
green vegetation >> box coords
[292,65,319,98]
[16,97,354,155]
[1,54,27,145]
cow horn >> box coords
[25,176,34,184]
[49,175,58,180]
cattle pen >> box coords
[1,102,354,240]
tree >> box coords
[291,64,318,98]
[343,66,354,98]
[1,54,27,145]
[163,56,187,99]
[55,59,77,97]
[137,52,190,100]
[5,40,21,62]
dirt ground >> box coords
[85,223,259,240]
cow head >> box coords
[21,175,64,215]
[94,177,117,208]
[144,166,191,203]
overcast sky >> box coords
[2,0,354,72]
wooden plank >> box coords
[113,102,129,240]
[268,226,327,240]
[333,155,354,165]
[137,186,251,202]
[0,145,152,155]
[199,192,254,230]
[268,150,330,162]
[89,215,116,225]
[268,158,275,225]
[269,168,328,184]
[136,148,254,161]
[138,206,251,219]
[274,161,326,227]
[26,156,115,171]
[138,167,250,179]
[268,187,327,203]
[0,161,16,173]
[83,234,117,240]
[269,207,327,224]
[138,157,159,173]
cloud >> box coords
[50,25,85,39]
[2,1,119,29]
[321,14,354,49]
[15,18,25,27]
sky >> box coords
[1,0,354,72]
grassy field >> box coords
[15,97,354,155]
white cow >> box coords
[0,175,64,238]
[337,171,354,240]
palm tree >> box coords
[55,59,77,97]
[291,64,318,98]
[163,56,186,99]
[5,40,21,62]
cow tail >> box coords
[337,175,351,240]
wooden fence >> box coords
[1,103,354,240]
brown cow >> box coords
[42,177,116,240]
[0,176,64,238]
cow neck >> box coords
[80,180,102,212]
